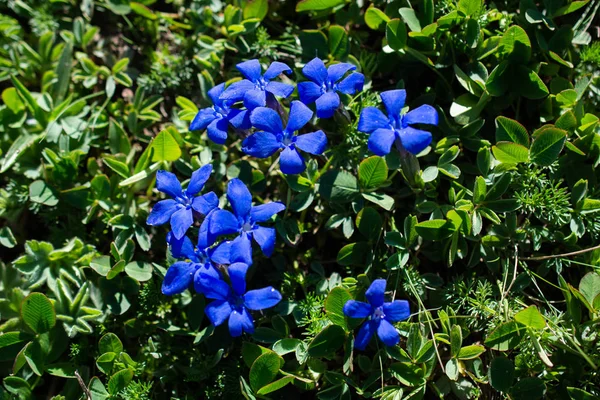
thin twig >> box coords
[521,243,600,261]
[75,370,92,400]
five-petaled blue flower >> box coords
[189,83,248,145]
[298,58,365,119]
[162,233,232,296]
[220,59,294,111]
[146,165,219,240]
[198,262,282,337]
[209,179,285,265]
[343,279,410,350]
[242,100,327,175]
[358,89,438,156]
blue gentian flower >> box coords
[197,262,282,337]
[209,179,285,265]
[189,83,248,145]
[242,101,327,175]
[219,59,294,110]
[357,89,438,156]
[146,165,219,240]
[298,58,365,118]
[343,279,410,350]
[161,234,232,296]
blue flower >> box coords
[197,262,282,337]
[189,83,248,145]
[146,164,219,240]
[208,179,285,265]
[161,234,232,296]
[343,279,410,350]
[219,59,294,110]
[357,89,438,156]
[298,58,365,118]
[242,101,327,175]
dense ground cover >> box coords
[1,0,600,398]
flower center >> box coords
[242,222,253,232]
[178,193,193,209]
[282,135,296,147]
[389,114,407,131]
[229,294,245,310]
[255,77,268,90]
[373,307,385,319]
[213,104,227,118]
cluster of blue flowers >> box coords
[148,58,435,347]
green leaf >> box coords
[386,19,407,51]
[566,387,600,400]
[325,287,352,330]
[125,261,153,282]
[484,321,526,351]
[580,199,600,214]
[99,333,123,354]
[256,376,295,395]
[510,377,546,400]
[529,127,566,166]
[2,87,24,113]
[329,26,348,59]
[242,342,272,368]
[415,219,452,240]
[1,133,40,174]
[446,358,459,381]
[579,272,600,306]
[89,377,109,400]
[308,324,346,357]
[495,116,529,147]
[296,0,346,12]
[450,325,462,357]
[103,156,130,178]
[53,40,73,102]
[272,339,301,356]
[499,26,531,64]
[458,0,483,15]
[3,376,31,397]
[21,293,56,334]
[244,0,268,20]
[457,345,485,360]
[364,6,390,30]
[359,156,388,189]
[319,170,359,203]
[356,207,383,241]
[249,352,283,392]
[492,142,529,164]
[473,176,487,204]
[0,332,33,349]
[399,7,421,32]
[151,130,182,162]
[29,180,59,206]
[130,2,157,19]
[389,362,426,387]
[553,0,590,17]
[489,356,514,392]
[514,306,545,329]
[514,65,549,99]
[107,368,133,395]
[24,340,45,376]
[362,192,395,211]
[337,242,370,266]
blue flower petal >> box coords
[366,279,387,307]
[192,191,219,215]
[280,146,306,175]
[286,101,313,133]
[228,108,251,130]
[208,209,239,236]
[357,107,389,133]
[302,57,327,84]
[343,300,372,318]
[250,107,283,134]
[210,240,232,265]
[190,108,216,131]
[230,233,253,265]
[170,207,194,240]
[404,104,438,126]
[337,73,365,95]
[207,83,226,105]
[252,226,276,257]
[383,300,410,322]
[250,202,286,223]
[380,89,406,117]
[147,199,178,226]
[192,263,220,293]
[197,217,214,250]
[186,164,212,196]
[205,300,232,326]
[244,287,282,310]
[295,130,327,155]
[355,319,377,350]
[263,61,292,80]
[297,81,324,105]
[168,234,196,260]
[228,178,253,219]
[156,170,182,198]
[242,131,282,158]
[236,59,263,81]
[397,126,432,155]
[266,81,294,98]
[315,91,340,119]
[377,319,400,347]
[220,79,256,102]
[228,262,249,295]
[207,117,229,145]
[244,88,267,109]
[327,62,356,83]
[368,128,396,156]
[161,261,195,295]
[196,271,231,300]
[228,307,254,336]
